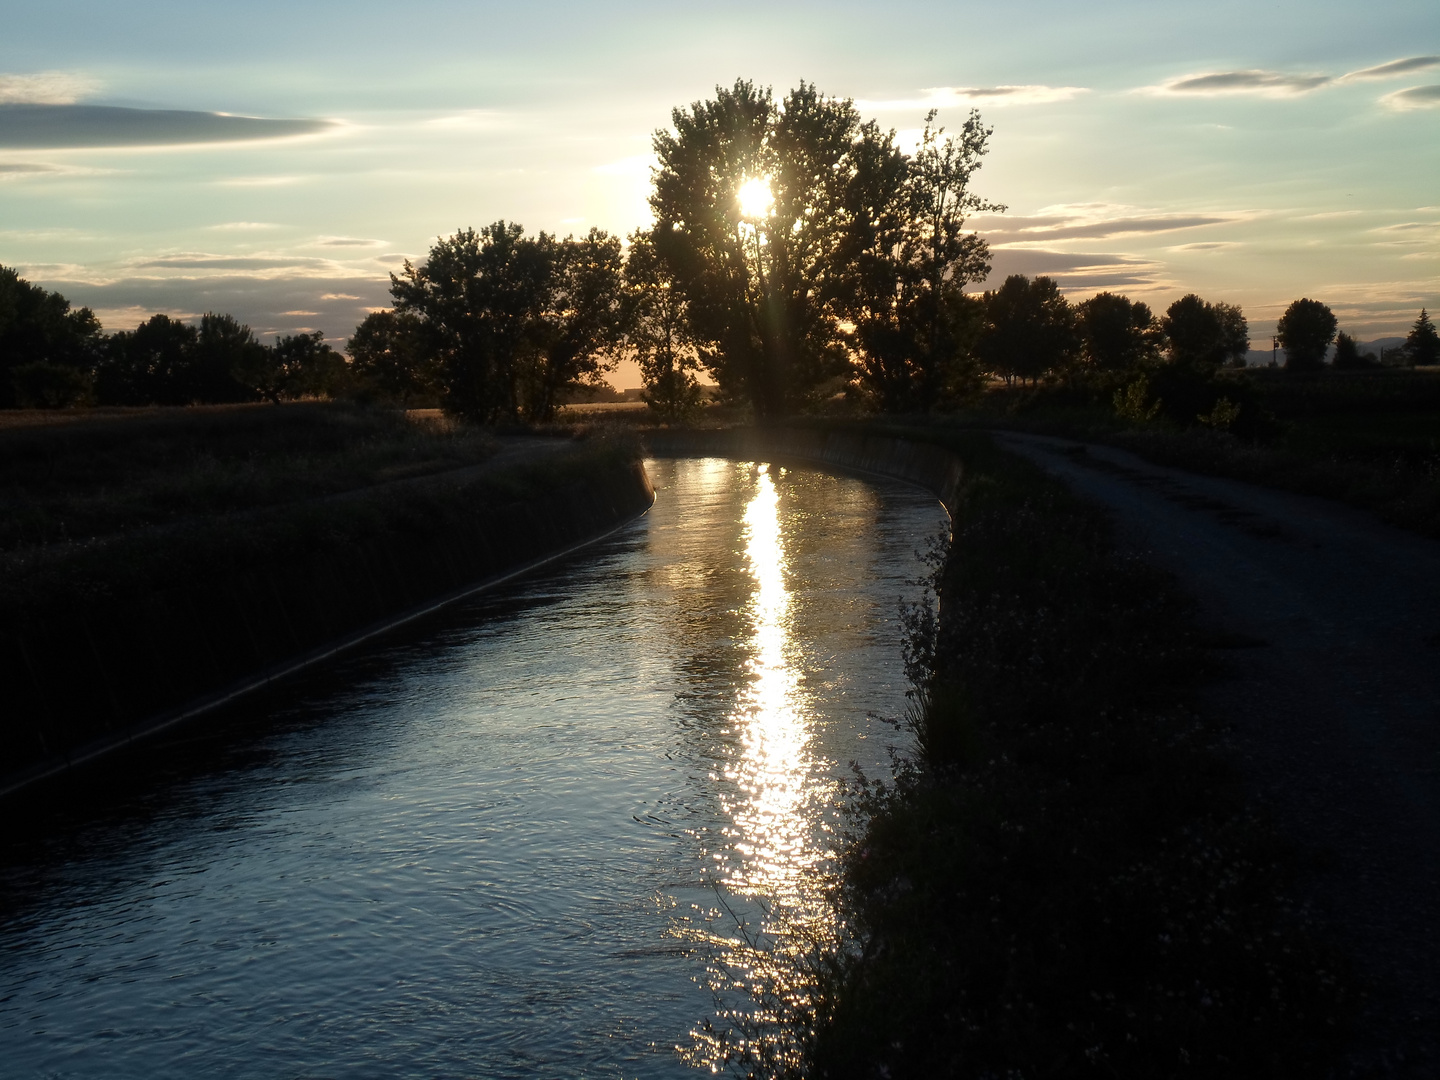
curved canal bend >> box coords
[0,457,947,1079]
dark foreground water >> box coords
[0,458,946,1079]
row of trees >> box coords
[1277,298,1439,370]
[352,82,1004,421]
[977,280,1250,384]
[0,265,345,409]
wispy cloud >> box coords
[421,110,510,131]
[1170,241,1241,251]
[215,175,308,187]
[206,221,280,231]
[313,236,387,248]
[857,85,1088,112]
[1381,85,1440,110]
[1146,70,1332,97]
[0,104,336,149]
[981,248,1167,293]
[0,71,98,105]
[975,203,1247,245]
[1342,56,1440,82]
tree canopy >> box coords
[1162,294,1248,373]
[1075,292,1162,373]
[1276,298,1337,371]
[1405,308,1439,366]
[977,275,1078,385]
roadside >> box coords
[997,431,1440,1070]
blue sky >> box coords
[1,0,1436,381]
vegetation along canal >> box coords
[0,456,947,1078]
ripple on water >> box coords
[0,457,946,1079]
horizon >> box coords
[2,1,1436,388]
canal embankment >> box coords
[1,406,653,797]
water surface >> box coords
[0,457,945,1078]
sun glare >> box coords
[737,176,774,221]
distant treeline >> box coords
[4,78,1437,419]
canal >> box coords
[0,457,947,1079]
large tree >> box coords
[347,310,437,406]
[649,80,860,417]
[1405,308,1439,366]
[1276,297,1337,371]
[1075,292,1162,373]
[1162,294,1247,373]
[977,275,1078,385]
[522,228,627,422]
[95,314,200,405]
[625,230,703,422]
[841,110,998,411]
[389,223,550,423]
[0,265,104,408]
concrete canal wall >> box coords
[0,453,654,798]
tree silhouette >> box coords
[1405,308,1439,366]
[625,230,703,422]
[522,228,627,422]
[1276,298,1337,371]
[389,223,550,424]
[649,80,862,417]
[1332,331,1373,370]
[0,265,104,407]
[1076,292,1162,373]
[977,275,1078,385]
[269,331,348,400]
[842,110,998,411]
[95,314,200,405]
[1162,294,1236,373]
[347,310,436,407]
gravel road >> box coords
[995,431,1440,1074]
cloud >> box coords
[421,110,510,131]
[858,85,1088,112]
[0,104,336,149]
[1381,85,1440,110]
[215,175,307,187]
[974,204,1246,245]
[0,71,99,105]
[17,272,393,341]
[313,236,388,248]
[978,248,1167,293]
[1342,56,1440,81]
[1170,242,1241,251]
[206,221,280,231]
[0,162,58,174]
[1147,70,1333,97]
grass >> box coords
[785,430,1353,1078]
[0,402,500,556]
[0,403,644,624]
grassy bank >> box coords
[797,430,1351,1077]
[1,404,649,791]
[0,402,500,557]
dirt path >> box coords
[995,431,1440,1071]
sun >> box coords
[737,176,774,221]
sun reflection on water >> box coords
[723,463,816,902]
[685,462,839,1072]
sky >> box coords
[1,0,1436,384]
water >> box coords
[0,458,946,1079]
